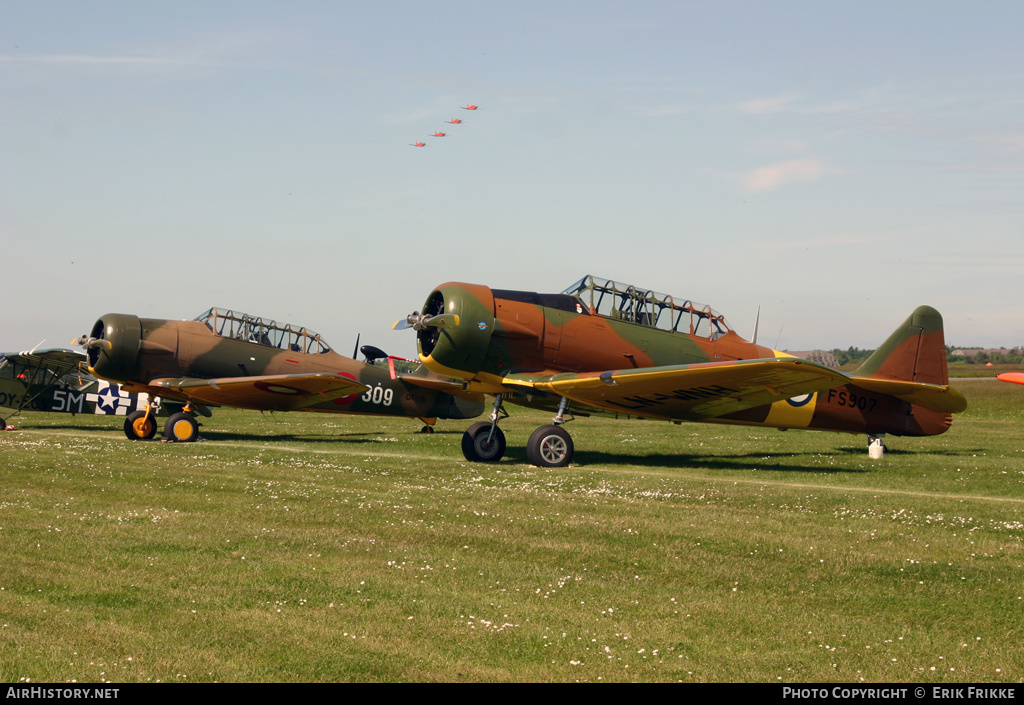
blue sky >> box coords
[2,1,1021,357]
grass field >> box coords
[1,380,1021,683]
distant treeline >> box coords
[829,347,1024,367]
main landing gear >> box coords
[164,411,200,442]
[461,395,508,462]
[123,405,202,442]
[460,395,575,468]
[124,407,158,440]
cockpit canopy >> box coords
[562,275,731,339]
[194,307,332,354]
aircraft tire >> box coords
[526,425,574,468]
[461,421,506,462]
[0,416,6,430]
[164,412,200,443]
[124,410,157,440]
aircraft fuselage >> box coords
[413,281,953,438]
[84,313,481,421]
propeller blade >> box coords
[425,314,460,330]
[393,312,460,331]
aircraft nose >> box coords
[81,314,142,380]
[413,283,495,377]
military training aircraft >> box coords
[395,275,967,467]
[433,131,446,137]
[76,307,483,442]
[997,372,1024,386]
[1,347,167,430]
[446,118,462,124]
[461,104,478,110]
[410,140,427,147]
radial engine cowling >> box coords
[417,283,495,379]
[85,314,142,381]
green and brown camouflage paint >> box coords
[414,277,962,438]
[83,309,482,424]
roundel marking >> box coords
[331,372,361,406]
[786,393,814,407]
[254,381,306,396]
[478,321,488,331]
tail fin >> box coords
[849,306,966,414]
[854,306,950,384]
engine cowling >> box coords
[416,283,495,381]
[84,314,142,381]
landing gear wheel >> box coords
[421,425,435,434]
[461,421,506,462]
[164,412,200,443]
[0,416,6,430]
[124,410,157,440]
[526,425,574,467]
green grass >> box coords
[1,380,1022,682]
[949,363,1024,378]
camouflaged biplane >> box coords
[395,275,967,467]
[77,307,483,442]
[0,347,170,429]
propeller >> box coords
[393,312,461,332]
[74,335,111,351]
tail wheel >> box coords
[461,421,506,462]
[124,410,157,440]
[164,412,200,443]
[526,425,574,467]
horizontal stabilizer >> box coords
[847,376,967,413]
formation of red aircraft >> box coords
[410,103,479,147]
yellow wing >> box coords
[150,373,369,411]
[501,358,855,421]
